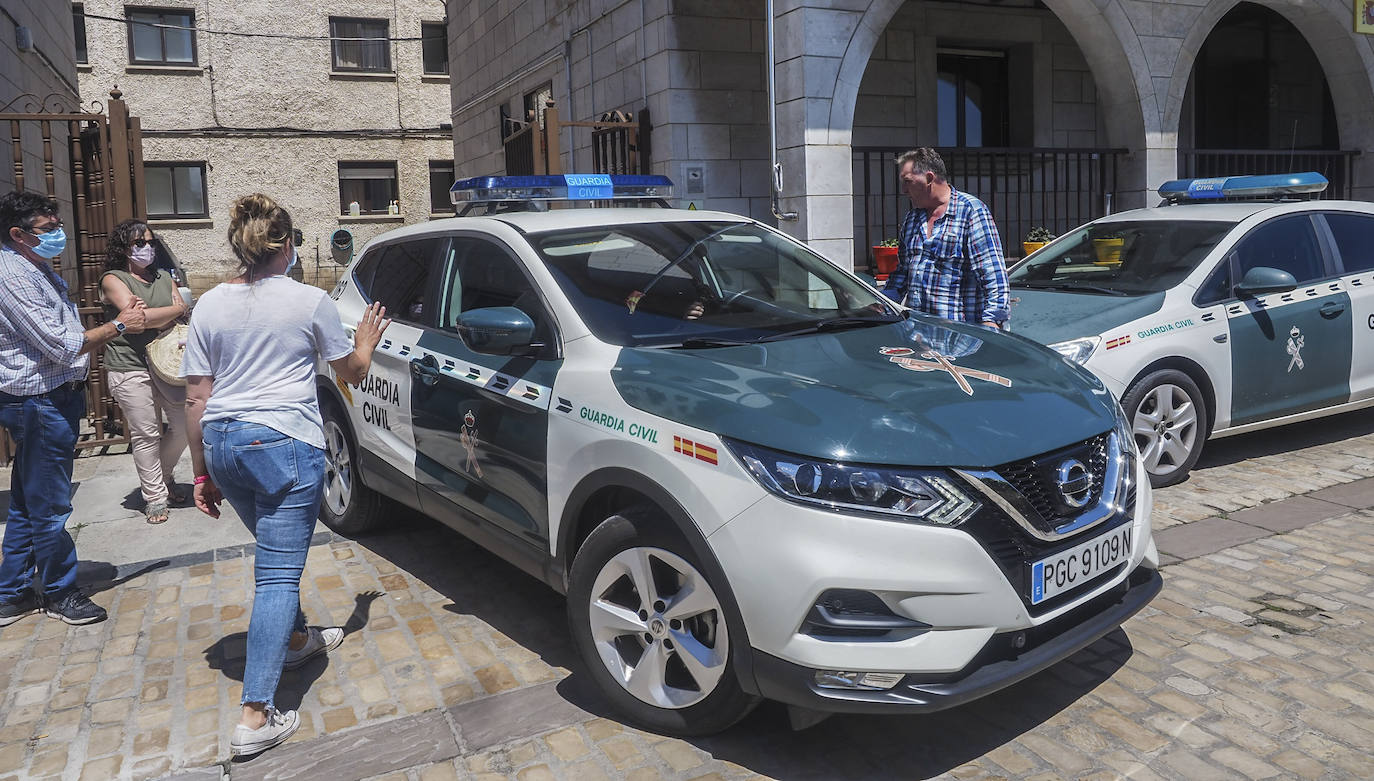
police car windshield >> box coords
[531,221,897,347]
[1009,220,1234,295]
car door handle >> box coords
[1213,334,1227,343]
[1319,301,1346,319]
[409,356,440,386]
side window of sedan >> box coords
[1233,216,1325,286]
[443,238,557,356]
[1323,213,1374,273]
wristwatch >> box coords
[113,319,126,334]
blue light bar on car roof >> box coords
[450,174,674,205]
[1157,172,1328,202]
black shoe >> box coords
[44,590,107,625]
[0,591,41,627]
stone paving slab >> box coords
[1230,494,1349,533]
[1153,517,1269,560]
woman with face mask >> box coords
[101,219,191,524]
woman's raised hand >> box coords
[354,301,391,352]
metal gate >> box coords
[1,88,146,458]
[502,101,651,177]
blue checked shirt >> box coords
[883,188,1010,326]
[0,245,88,395]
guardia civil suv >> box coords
[315,174,1161,734]
[1010,173,1374,487]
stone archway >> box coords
[1163,0,1374,198]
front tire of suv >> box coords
[320,398,387,535]
[1122,369,1209,488]
[567,510,759,736]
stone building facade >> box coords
[76,0,456,292]
[1,1,81,281]
[448,0,1374,270]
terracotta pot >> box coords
[872,246,899,275]
[1022,241,1048,257]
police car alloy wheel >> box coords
[320,400,387,534]
[567,512,758,736]
[1121,370,1208,488]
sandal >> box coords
[165,482,188,505]
[145,501,169,525]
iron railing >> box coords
[854,146,1126,271]
[1178,149,1359,199]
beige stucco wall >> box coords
[77,0,453,290]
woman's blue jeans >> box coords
[203,420,324,708]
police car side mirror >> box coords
[454,306,536,355]
[1233,266,1298,298]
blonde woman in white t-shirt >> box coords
[184,193,389,757]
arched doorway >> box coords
[1180,2,1354,196]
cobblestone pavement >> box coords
[2,410,1374,780]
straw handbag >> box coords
[146,323,189,387]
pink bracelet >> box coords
[194,475,210,485]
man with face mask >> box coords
[0,191,147,627]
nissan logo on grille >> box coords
[1055,459,1093,509]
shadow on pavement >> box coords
[203,591,383,715]
[77,558,169,595]
[345,511,1134,778]
[1195,404,1374,471]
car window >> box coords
[1007,220,1233,296]
[364,239,443,324]
[1233,215,1325,285]
[351,247,382,295]
[442,237,556,354]
[1194,260,1232,306]
[1323,213,1374,274]
[532,221,895,348]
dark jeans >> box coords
[0,384,84,603]
[203,420,324,707]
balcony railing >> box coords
[854,146,1126,271]
[1178,149,1359,200]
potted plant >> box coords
[872,237,900,276]
[1093,231,1125,264]
[1023,227,1054,257]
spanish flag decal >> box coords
[673,435,719,466]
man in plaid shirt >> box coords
[882,148,1009,329]
[0,191,146,627]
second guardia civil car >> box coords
[314,174,1161,734]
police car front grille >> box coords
[994,433,1110,527]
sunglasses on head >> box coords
[132,238,156,248]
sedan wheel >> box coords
[1122,369,1209,488]
[323,419,353,518]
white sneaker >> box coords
[283,626,345,670]
[230,707,299,756]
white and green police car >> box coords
[315,174,1160,734]
[1010,172,1374,488]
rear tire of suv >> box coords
[320,399,387,535]
[567,510,759,736]
[1122,369,1208,488]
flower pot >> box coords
[1022,241,1048,257]
[1093,238,1125,264]
[872,246,899,275]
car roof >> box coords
[1095,199,1374,225]
[369,208,754,244]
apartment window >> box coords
[937,48,1009,147]
[428,161,454,213]
[73,5,87,64]
[421,22,447,75]
[331,17,390,73]
[126,7,196,66]
[339,162,398,215]
[145,162,207,219]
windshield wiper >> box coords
[670,336,757,349]
[1014,282,1128,297]
[757,314,903,342]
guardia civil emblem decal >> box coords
[880,346,1012,396]
[460,410,484,477]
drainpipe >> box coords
[766,0,798,221]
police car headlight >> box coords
[1113,401,1139,458]
[1049,336,1100,366]
[725,440,980,525]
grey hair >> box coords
[894,148,948,181]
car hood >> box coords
[610,317,1117,467]
[1008,288,1166,345]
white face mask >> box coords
[129,244,156,268]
